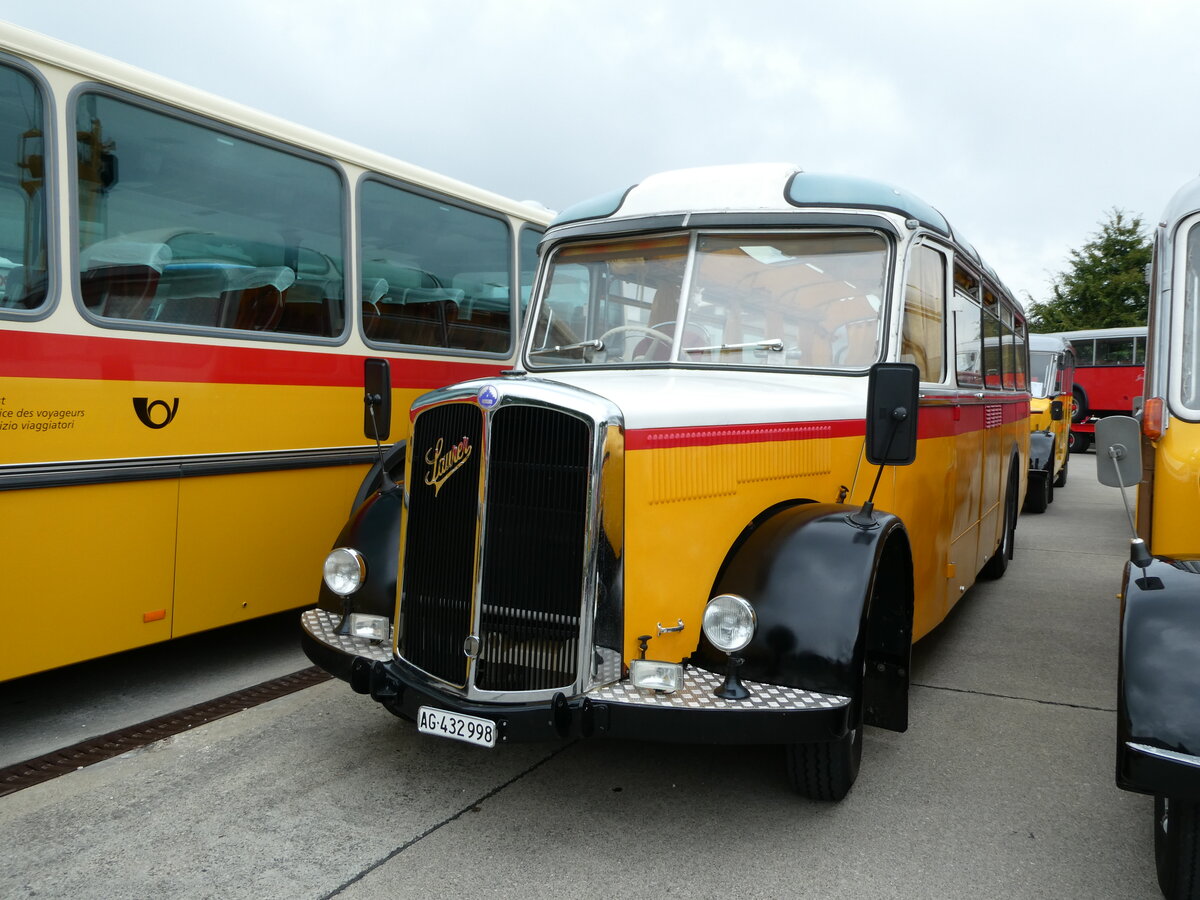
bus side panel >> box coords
[0,480,177,680]
[172,464,368,635]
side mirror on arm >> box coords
[1094,415,1151,568]
[865,362,920,466]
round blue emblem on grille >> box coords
[477,384,500,409]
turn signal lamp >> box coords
[1143,397,1164,441]
[629,659,683,693]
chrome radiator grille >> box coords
[398,403,483,687]
[399,400,592,693]
[476,406,590,691]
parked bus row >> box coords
[304,163,1033,801]
[0,22,551,681]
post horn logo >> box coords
[133,397,180,429]
[424,436,472,496]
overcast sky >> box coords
[1,0,1196,308]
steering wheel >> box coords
[597,324,674,361]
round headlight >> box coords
[702,594,757,653]
[323,547,366,596]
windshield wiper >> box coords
[684,339,784,354]
[530,339,604,356]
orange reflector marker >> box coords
[1143,397,1164,441]
[143,609,167,623]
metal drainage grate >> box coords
[0,666,331,798]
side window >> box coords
[74,92,345,338]
[1012,315,1028,390]
[359,179,513,354]
[901,244,946,382]
[0,63,49,312]
[1095,336,1135,365]
[982,309,1003,389]
[951,273,983,386]
[518,226,543,320]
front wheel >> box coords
[1053,453,1069,488]
[1024,469,1050,514]
[1069,431,1092,454]
[785,718,863,801]
[1156,794,1200,899]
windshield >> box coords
[526,231,888,369]
[1029,350,1057,398]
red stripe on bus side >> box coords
[625,419,865,450]
[625,398,1030,450]
[0,331,503,388]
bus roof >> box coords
[1042,326,1146,341]
[1028,333,1074,353]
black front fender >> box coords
[1118,556,1200,799]
[1029,431,1054,472]
[315,487,404,620]
[695,501,913,731]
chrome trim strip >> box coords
[1127,741,1200,770]
[0,445,379,491]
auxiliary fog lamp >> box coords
[702,593,757,700]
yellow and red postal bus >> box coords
[1024,332,1075,511]
[0,23,550,681]
[1095,175,1200,898]
[303,163,1031,800]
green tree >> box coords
[1027,209,1150,331]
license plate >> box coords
[417,706,497,748]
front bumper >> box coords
[301,609,850,745]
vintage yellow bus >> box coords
[303,163,1030,800]
[1095,175,1200,899]
[0,23,550,681]
[1024,332,1075,512]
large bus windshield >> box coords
[528,231,888,369]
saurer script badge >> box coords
[424,436,472,496]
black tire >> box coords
[1024,469,1050,514]
[786,714,863,801]
[980,464,1018,580]
[1053,453,1069,488]
[1071,384,1088,424]
[1068,431,1092,454]
[1156,794,1200,899]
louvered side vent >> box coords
[398,403,483,687]
[476,406,591,692]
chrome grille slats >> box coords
[398,403,483,687]
[476,406,590,691]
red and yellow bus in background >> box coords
[0,23,550,681]
[304,163,1031,800]
[1049,326,1146,453]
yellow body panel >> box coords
[618,412,1028,664]
[1,480,177,680]
[1149,418,1200,558]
